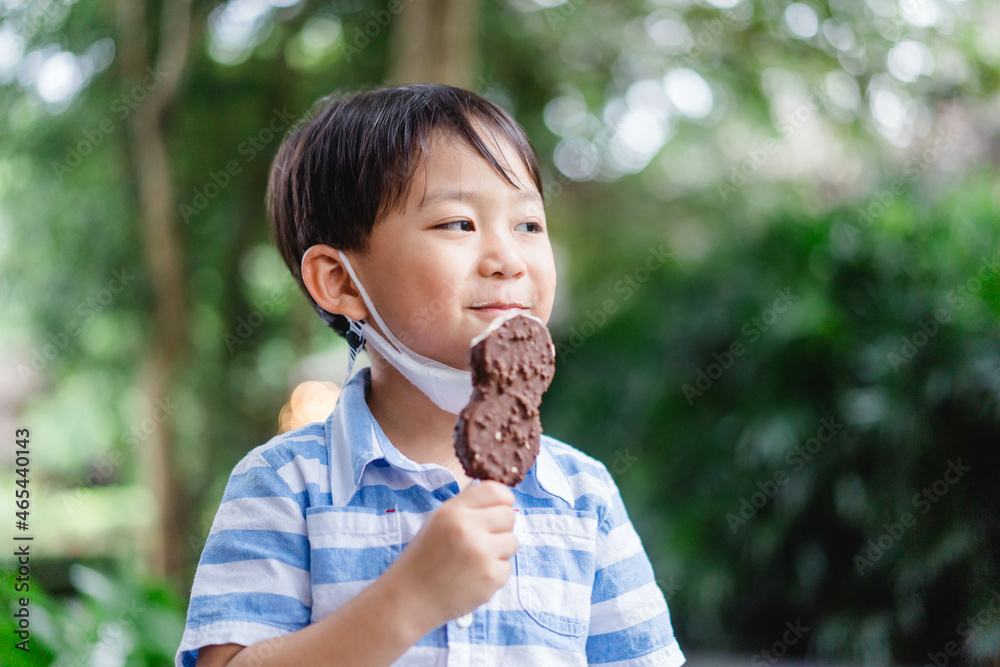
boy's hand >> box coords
[386,480,518,630]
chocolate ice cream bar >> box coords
[453,312,556,486]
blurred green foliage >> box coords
[1,0,998,663]
[0,563,185,666]
[545,171,1000,661]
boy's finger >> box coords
[456,480,515,508]
[476,505,518,533]
[487,532,520,560]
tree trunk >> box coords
[118,0,194,590]
[389,0,482,88]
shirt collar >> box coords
[325,368,382,505]
[326,367,575,506]
[531,438,575,505]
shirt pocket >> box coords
[305,505,400,623]
[513,508,598,637]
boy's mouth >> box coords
[469,302,529,317]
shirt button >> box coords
[455,612,473,628]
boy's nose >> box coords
[478,231,526,278]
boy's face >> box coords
[347,127,556,371]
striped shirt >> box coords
[176,366,685,666]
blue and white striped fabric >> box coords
[176,366,685,667]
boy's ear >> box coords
[300,245,368,322]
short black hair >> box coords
[266,83,545,338]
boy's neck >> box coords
[363,351,475,488]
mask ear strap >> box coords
[342,317,366,387]
[300,246,367,386]
[336,249,411,356]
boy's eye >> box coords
[437,220,474,231]
[516,221,544,233]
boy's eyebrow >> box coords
[418,188,543,210]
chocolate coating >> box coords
[453,314,556,486]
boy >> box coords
[176,83,684,667]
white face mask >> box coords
[334,249,474,415]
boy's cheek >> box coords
[535,283,558,324]
[397,327,417,346]
[408,314,429,334]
